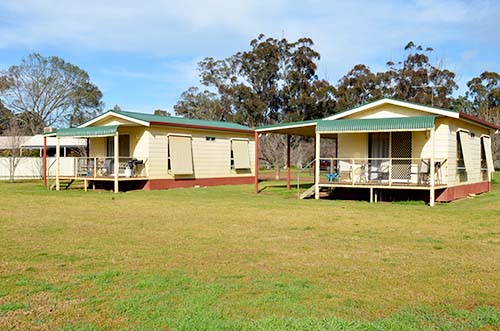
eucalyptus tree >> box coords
[0,53,103,134]
[174,35,337,177]
[466,71,500,159]
[334,42,458,111]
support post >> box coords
[370,187,373,203]
[313,136,316,183]
[254,131,259,193]
[63,146,67,157]
[351,159,355,185]
[388,132,392,186]
[314,132,320,199]
[43,136,47,187]
[429,128,436,207]
[286,135,291,190]
[114,133,119,193]
[55,137,60,191]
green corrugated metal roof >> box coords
[113,110,252,131]
[256,119,320,131]
[56,125,119,137]
[317,116,435,132]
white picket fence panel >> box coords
[0,157,75,180]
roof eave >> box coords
[255,122,317,132]
[317,128,431,134]
[78,111,150,128]
[458,112,500,130]
[324,98,460,120]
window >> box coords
[456,132,465,170]
[481,136,494,173]
[106,135,130,157]
[231,139,250,169]
[480,137,487,171]
[167,135,193,175]
[457,130,472,182]
[205,136,216,141]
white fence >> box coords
[0,157,76,180]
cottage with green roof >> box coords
[46,109,255,192]
[255,98,498,206]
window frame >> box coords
[166,133,194,175]
[230,138,251,170]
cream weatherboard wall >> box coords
[148,126,254,179]
[344,104,432,120]
[118,127,149,160]
[411,118,451,184]
[447,118,490,186]
[337,133,368,159]
[88,127,149,161]
[89,117,141,127]
[89,138,106,156]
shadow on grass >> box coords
[257,181,314,194]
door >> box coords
[391,132,412,182]
[369,133,389,180]
[106,135,130,157]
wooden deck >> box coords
[318,180,447,190]
[58,176,148,182]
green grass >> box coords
[0,174,499,330]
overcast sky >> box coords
[0,0,499,113]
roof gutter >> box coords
[459,112,500,130]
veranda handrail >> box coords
[296,159,316,199]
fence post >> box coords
[55,138,60,190]
[430,128,436,206]
[43,136,47,187]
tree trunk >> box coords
[9,156,14,183]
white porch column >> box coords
[314,131,320,199]
[388,132,392,186]
[55,137,60,191]
[114,133,119,193]
[429,127,436,207]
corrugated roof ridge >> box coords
[113,110,252,130]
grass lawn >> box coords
[0,175,499,330]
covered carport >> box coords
[254,120,320,194]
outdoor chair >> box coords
[338,160,352,182]
[411,159,430,184]
[326,172,339,182]
[85,159,95,177]
[103,159,114,176]
[369,160,389,182]
[434,159,447,184]
[353,163,368,183]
